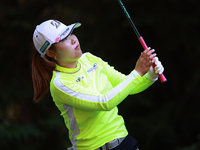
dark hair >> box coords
[31,46,56,102]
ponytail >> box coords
[32,52,56,102]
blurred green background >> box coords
[0,0,200,149]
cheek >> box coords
[56,42,71,50]
[55,44,71,57]
[57,50,70,60]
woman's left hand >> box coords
[146,57,164,81]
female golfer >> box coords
[32,20,164,150]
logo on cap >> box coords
[50,20,61,29]
[60,28,69,39]
[40,41,50,54]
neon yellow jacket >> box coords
[50,52,154,150]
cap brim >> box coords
[59,23,81,42]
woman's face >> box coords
[53,34,82,68]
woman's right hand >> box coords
[135,47,157,76]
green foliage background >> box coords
[0,0,200,149]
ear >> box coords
[46,50,56,58]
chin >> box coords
[77,49,83,57]
[74,52,82,61]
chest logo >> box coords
[87,63,98,73]
[76,76,84,83]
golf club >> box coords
[117,0,167,83]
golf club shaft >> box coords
[117,0,167,83]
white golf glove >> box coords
[145,57,164,81]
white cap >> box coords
[33,20,81,57]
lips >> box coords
[75,44,80,50]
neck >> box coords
[57,61,78,69]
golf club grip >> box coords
[139,37,167,83]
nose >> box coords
[70,35,76,45]
[72,39,76,45]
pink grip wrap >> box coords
[138,37,167,83]
[138,36,148,50]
